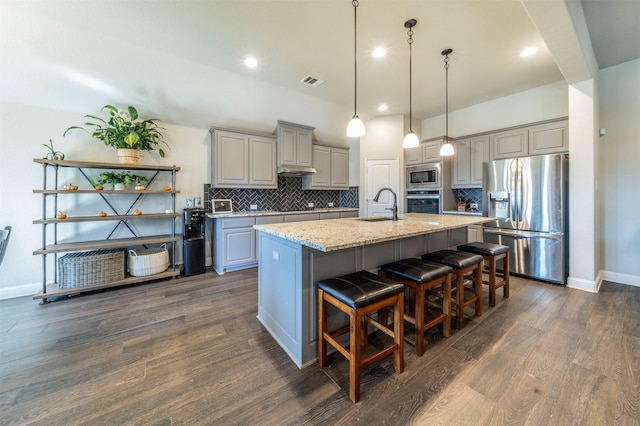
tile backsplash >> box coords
[205,176,359,212]
[452,188,483,210]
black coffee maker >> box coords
[183,208,206,276]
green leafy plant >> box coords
[64,105,169,158]
[91,171,148,189]
[43,139,65,160]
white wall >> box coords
[599,58,640,286]
[0,102,210,297]
[420,80,568,139]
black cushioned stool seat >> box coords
[457,242,510,307]
[317,270,404,403]
[379,258,453,356]
[422,249,484,330]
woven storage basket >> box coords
[116,148,140,165]
[58,249,125,289]
[128,244,169,277]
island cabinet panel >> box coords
[256,215,485,368]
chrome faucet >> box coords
[373,187,398,221]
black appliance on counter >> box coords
[183,208,206,276]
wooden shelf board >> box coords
[33,158,180,172]
[33,235,180,255]
[33,213,180,224]
[33,269,181,300]
[33,189,180,194]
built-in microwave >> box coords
[406,163,441,189]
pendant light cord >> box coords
[443,51,451,139]
[408,28,413,129]
[353,0,358,116]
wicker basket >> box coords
[58,249,126,289]
[128,244,169,277]
[116,148,140,165]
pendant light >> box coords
[439,48,455,156]
[402,19,419,149]
[346,0,365,137]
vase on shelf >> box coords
[117,148,140,165]
[114,183,126,191]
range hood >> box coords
[277,165,317,176]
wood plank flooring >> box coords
[1,269,638,425]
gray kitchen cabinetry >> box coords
[467,225,484,243]
[491,128,529,160]
[405,139,442,166]
[491,119,567,160]
[212,211,358,274]
[275,121,314,168]
[302,145,349,190]
[528,121,568,156]
[210,127,277,189]
[452,135,490,188]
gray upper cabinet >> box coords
[302,145,349,190]
[276,121,314,168]
[492,128,529,160]
[452,135,489,188]
[491,119,568,160]
[405,139,442,165]
[528,121,568,156]
[210,127,277,188]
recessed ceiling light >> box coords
[378,104,388,111]
[520,47,538,57]
[244,57,258,68]
[372,47,386,58]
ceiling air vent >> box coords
[300,75,325,88]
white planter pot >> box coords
[114,183,126,191]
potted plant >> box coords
[91,171,148,190]
[64,105,169,164]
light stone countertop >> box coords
[254,213,492,252]
[207,208,358,219]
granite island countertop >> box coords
[254,213,492,252]
[207,208,358,219]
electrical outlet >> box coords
[308,202,314,208]
[328,202,334,207]
[250,204,258,210]
[470,202,478,210]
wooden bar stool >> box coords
[317,270,404,403]
[379,258,453,356]
[457,242,510,307]
[421,250,484,330]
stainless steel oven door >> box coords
[406,163,441,189]
[406,190,441,214]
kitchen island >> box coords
[254,213,492,368]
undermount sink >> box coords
[358,216,405,222]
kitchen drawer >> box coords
[319,212,341,220]
[256,216,284,225]
[284,213,320,222]
[220,217,255,229]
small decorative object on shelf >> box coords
[43,139,65,160]
[134,209,142,215]
[63,104,169,164]
[91,171,148,190]
[56,211,67,219]
[98,211,107,217]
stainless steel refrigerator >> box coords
[482,154,568,284]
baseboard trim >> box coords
[567,274,600,293]
[0,283,41,300]
[601,270,640,288]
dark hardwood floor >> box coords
[1,268,638,425]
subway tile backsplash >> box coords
[205,176,359,212]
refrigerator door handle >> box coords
[483,228,563,239]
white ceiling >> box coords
[1,0,638,135]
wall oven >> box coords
[406,163,441,189]
[406,189,441,214]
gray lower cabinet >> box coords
[210,127,277,188]
[213,211,358,274]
